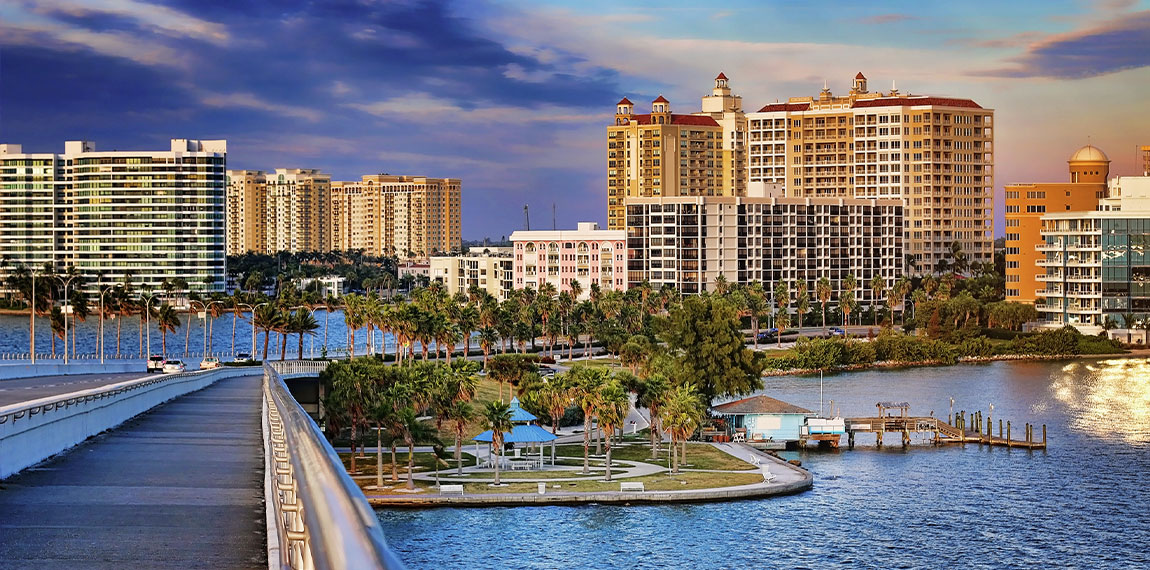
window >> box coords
[1026,205,1046,213]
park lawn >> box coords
[552,443,756,471]
[433,376,512,443]
[461,471,764,494]
[340,451,451,477]
[569,357,623,371]
[439,468,627,480]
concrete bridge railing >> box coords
[0,366,257,479]
[263,361,404,570]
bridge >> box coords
[0,360,403,569]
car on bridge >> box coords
[233,353,253,364]
[147,354,165,372]
[200,357,221,370]
[162,360,186,374]
[829,327,845,336]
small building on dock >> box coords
[712,395,811,449]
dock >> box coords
[842,402,1047,449]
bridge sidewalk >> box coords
[0,374,266,569]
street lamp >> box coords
[54,274,78,365]
[30,269,38,364]
[204,300,222,357]
[190,300,207,360]
[142,293,158,357]
[98,283,115,365]
[244,302,269,359]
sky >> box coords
[1,0,1148,241]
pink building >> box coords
[510,222,627,298]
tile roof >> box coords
[629,114,720,127]
[716,72,728,80]
[617,97,634,105]
[653,95,670,103]
[852,96,983,109]
[712,395,812,415]
[855,72,866,79]
[756,102,813,113]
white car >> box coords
[147,354,165,372]
[200,357,220,370]
[233,353,253,364]
[162,360,186,374]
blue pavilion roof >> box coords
[473,424,558,443]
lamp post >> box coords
[204,301,222,357]
[54,274,78,365]
[190,300,207,360]
[30,269,37,364]
[142,293,158,357]
[98,283,114,365]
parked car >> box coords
[757,328,779,342]
[233,353,252,364]
[538,365,557,377]
[200,357,220,370]
[829,327,846,336]
[162,359,186,374]
[147,354,165,372]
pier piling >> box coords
[1007,421,1012,447]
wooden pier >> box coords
[842,402,1047,450]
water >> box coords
[376,359,1150,569]
[0,310,421,360]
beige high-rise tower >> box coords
[607,73,748,230]
[330,175,461,259]
[226,168,331,255]
[747,73,995,273]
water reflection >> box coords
[1051,358,1150,445]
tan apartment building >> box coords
[607,74,747,230]
[430,248,514,300]
[330,175,461,259]
[226,168,330,255]
[1003,145,1109,304]
[1142,145,1150,176]
[746,73,995,274]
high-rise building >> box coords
[1037,176,1150,333]
[510,222,626,298]
[607,74,748,230]
[625,196,903,301]
[330,175,461,259]
[226,169,331,255]
[746,73,995,273]
[430,248,514,300]
[1004,146,1109,304]
[0,139,227,292]
[1141,145,1150,176]
[226,170,266,256]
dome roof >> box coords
[1069,145,1109,163]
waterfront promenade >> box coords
[0,374,266,569]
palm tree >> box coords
[744,282,768,349]
[292,310,319,359]
[597,381,629,483]
[569,366,607,474]
[49,306,65,357]
[895,276,912,325]
[253,304,281,361]
[636,373,670,459]
[816,277,832,333]
[661,383,703,473]
[842,274,858,327]
[342,294,367,359]
[795,281,810,331]
[713,274,730,296]
[773,281,789,348]
[446,401,475,475]
[567,279,584,301]
[482,401,513,486]
[869,275,886,325]
[478,327,499,368]
[156,304,180,356]
[322,295,338,353]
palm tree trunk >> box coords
[604,444,613,482]
[406,443,415,490]
[116,317,122,357]
[324,310,330,350]
[280,330,288,361]
[262,329,270,361]
[162,331,167,355]
[681,439,687,467]
[376,427,383,489]
[184,315,191,357]
[670,436,678,474]
[231,312,237,355]
[492,442,502,486]
[455,431,463,475]
[390,444,398,482]
[582,415,591,474]
[298,332,304,360]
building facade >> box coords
[330,175,461,259]
[226,168,331,255]
[0,139,227,292]
[430,248,514,300]
[625,196,903,303]
[1037,176,1150,332]
[746,73,994,273]
[510,222,627,298]
[607,74,749,230]
[1004,145,1109,304]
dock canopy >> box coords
[877,402,910,409]
[712,395,812,415]
[473,424,558,444]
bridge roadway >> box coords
[0,372,150,407]
[0,373,267,569]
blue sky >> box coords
[1,0,1148,240]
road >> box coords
[0,372,151,407]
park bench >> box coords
[440,484,464,495]
[619,482,645,493]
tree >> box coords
[568,365,608,474]
[795,281,810,330]
[773,281,789,348]
[841,274,858,327]
[486,353,537,403]
[291,310,319,359]
[816,277,832,333]
[661,383,704,473]
[635,372,670,459]
[869,275,886,326]
[597,381,629,482]
[445,401,474,475]
[744,282,769,349]
[156,304,180,356]
[482,401,513,486]
[253,304,281,361]
[657,296,765,403]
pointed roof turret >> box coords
[653,95,670,103]
[716,72,728,80]
[617,97,633,106]
[855,71,866,79]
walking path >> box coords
[0,374,267,569]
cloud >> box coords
[860,14,917,25]
[345,94,605,124]
[974,11,1150,78]
[28,0,229,43]
[199,92,323,122]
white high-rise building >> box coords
[0,139,227,292]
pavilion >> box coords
[473,398,558,469]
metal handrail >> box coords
[263,362,404,570]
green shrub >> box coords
[845,340,877,365]
[957,336,996,358]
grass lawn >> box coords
[461,471,764,494]
[569,358,624,371]
[441,468,627,480]
[552,443,756,471]
[433,376,522,443]
[340,451,452,476]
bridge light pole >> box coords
[54,274,78,365]
[142,292,158,357]
[30,269,37,364]
[98,282,114,365]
